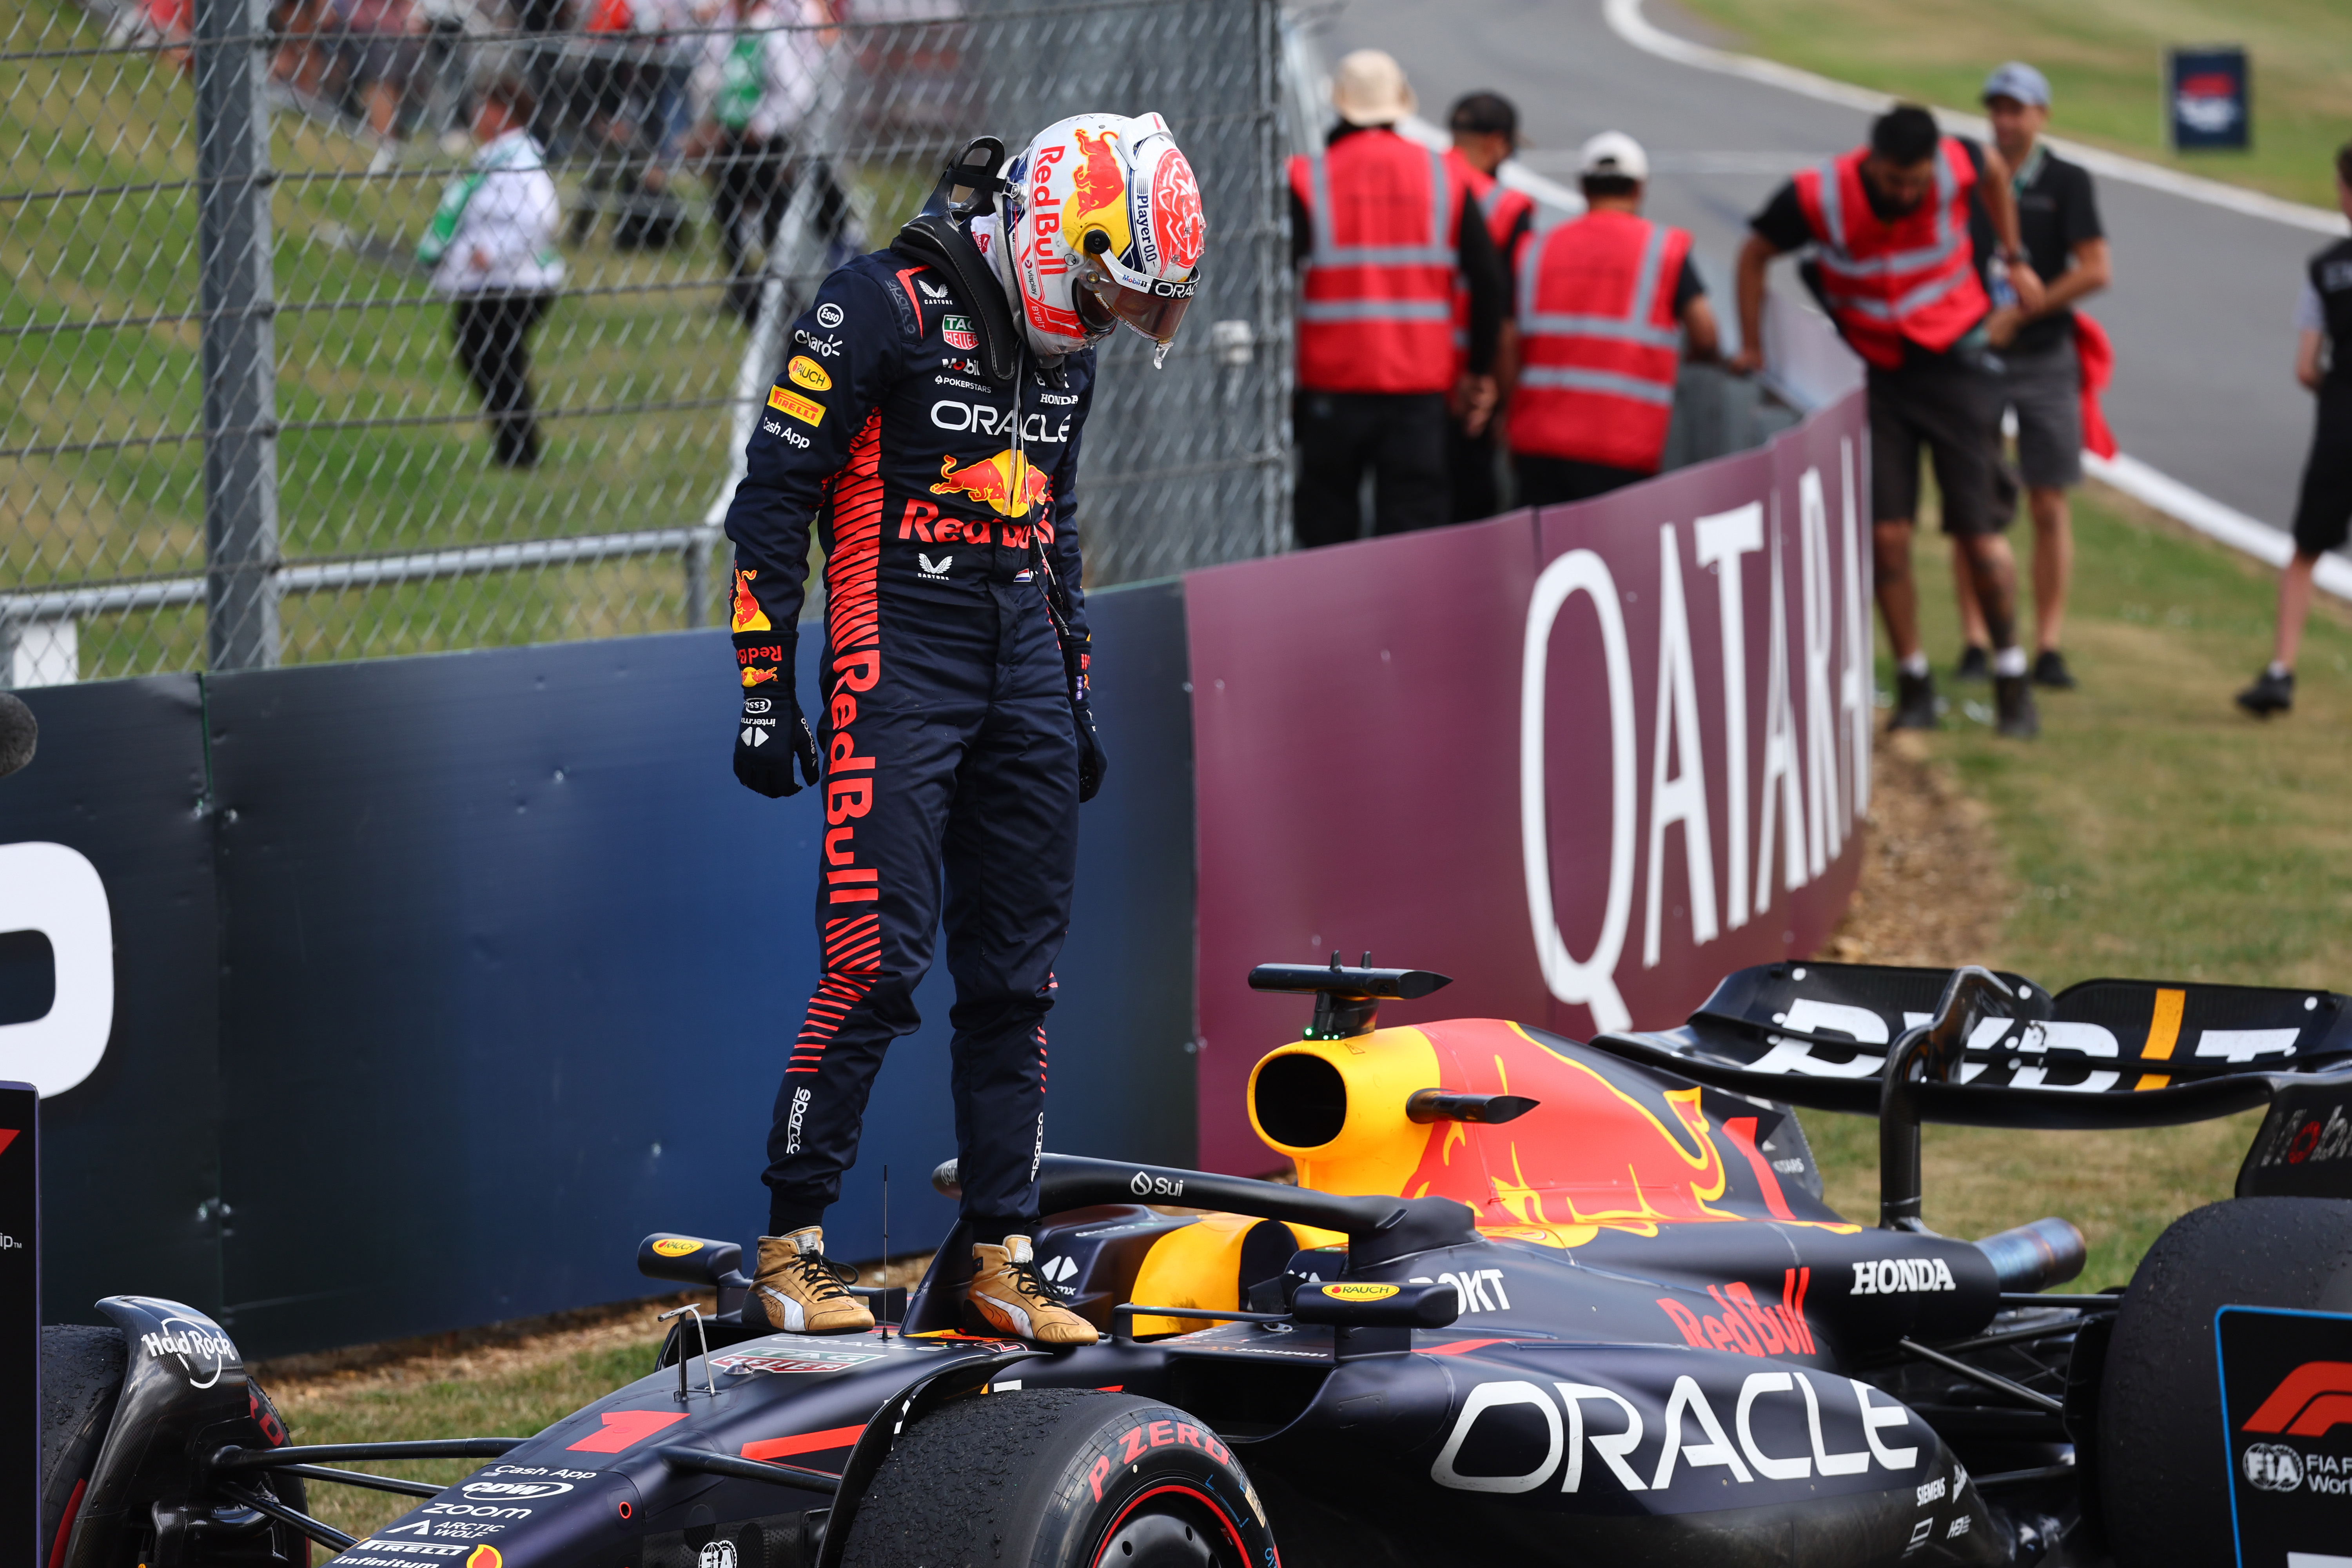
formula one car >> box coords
[41,959,2352,1567]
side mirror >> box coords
[637,1233,744,1289]
[1290,1279,1460,1358]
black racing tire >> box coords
[40,1324,127,1568]
[839,1388,1276,1568]
[2098,1197,2352,1567]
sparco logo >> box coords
[141,1319,235,1388]
[2245,1443,2304,1492]
[1129,1171,1184,1198]
[462,1479,574,1501]
[784,1087,811,1154]
[1849,1258,1956,1295]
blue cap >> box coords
[1982,61,2051,108]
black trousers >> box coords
[713,131,787,321]
[1294,390,1450,546]
[451,292,553,467]
[1446,417,1501,523]
[1514,453,1648,508]
[765,581,1080,1240]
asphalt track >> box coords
[1312,0,2345,534]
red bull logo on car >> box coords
[931,450,1053,519]
[1251,1018,1859,1250]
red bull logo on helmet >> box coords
[1062,126,1132,262]
[931,449,1053,519]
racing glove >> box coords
[1073,698,1107,804]
[735,685,820,799]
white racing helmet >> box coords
[982,111,1205,363]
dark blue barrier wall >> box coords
[2,678,220,1319]
[2,581,1194,1356]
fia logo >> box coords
[918,553,953,578]
[698,1542,738,1568]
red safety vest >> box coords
[1792,138,1989,370]
[1445,147,1536,374]
[1506,209,1690,473]
[1290,130,1465,394]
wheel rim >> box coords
[1090,1488,1245,1568]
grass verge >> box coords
[1671,0,2352,209]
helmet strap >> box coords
[891,142,1020,385]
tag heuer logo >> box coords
[943,314,977,350]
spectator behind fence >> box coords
[1948,61,2111,694]
[327,0,421,171]
[2236,145,2352,718]
[1289,50,1507,546]
[1443,90,1536,522]
[1735,103,2046,739]
[683,0,841,325]
[419,75,564,469]
[1507,132,1717,506]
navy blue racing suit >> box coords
[724,244,1095,1242]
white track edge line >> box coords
[1603,0,2347,237]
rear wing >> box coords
[1585,961,2352,1206]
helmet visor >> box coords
[1076,250,1199,346]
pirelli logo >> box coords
[768,385,824,426]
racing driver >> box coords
[721,115,1203,1345]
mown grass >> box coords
[1674,0,2352,209]
[2,0,867,675]
[1799,481,2352,1288]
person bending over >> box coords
[720,117,1203,1344]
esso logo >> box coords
[815,303,844,329]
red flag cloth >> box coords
[2074,311,2118,460]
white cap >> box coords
[1330,49,1416,127]
[1578,130,1649,182]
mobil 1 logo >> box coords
[2218,1305,2352,1565]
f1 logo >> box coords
[2243,1361,2352,1439]
[0,842,113,1097]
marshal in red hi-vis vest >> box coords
[1445,146,1535,374]
[1506,209,1691,474]
[1792,138,1989,371]
[1290,129,1465,395]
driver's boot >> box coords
[967,1235,1101,1346]
[743,1228,874,1334]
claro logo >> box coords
[1518,463,1872,1032]
[0,842,114,1096]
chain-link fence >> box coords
[1,0,1287,683]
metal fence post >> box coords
[194,0,281,670]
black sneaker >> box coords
[2032,650,2077,690]
[1891,669,1939,730]
[1994,674,2040,738]
[1955,644,1991,682]
[2236,668,2294,717]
